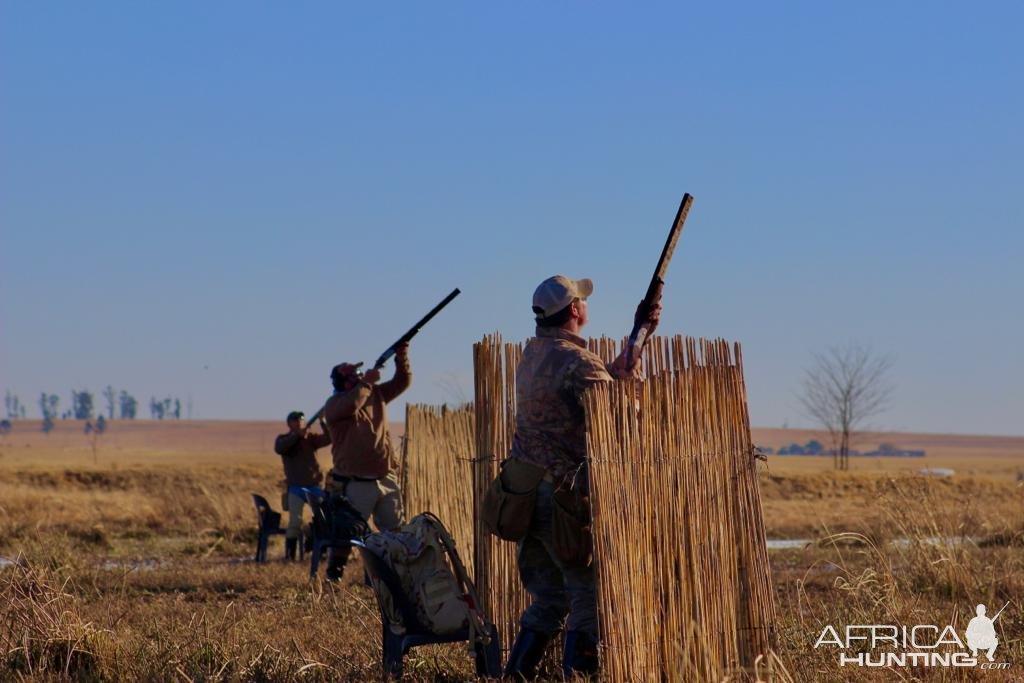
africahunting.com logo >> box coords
[814,602,1011,670]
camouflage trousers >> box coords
[517,480,597,639]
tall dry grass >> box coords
[0,559,102,679]
[776,477,1023,682]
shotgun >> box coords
[372,288,461,370]
[624,194,693,370]
[306,288,462,424]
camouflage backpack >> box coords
[363,513,486,637]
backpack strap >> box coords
[419,512,491,648]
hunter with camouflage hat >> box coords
[493,275,658,680]
[321,342,411,580]
[274,411,331,561]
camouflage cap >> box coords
[532,275,593,319]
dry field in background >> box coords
[1,420,1022,681]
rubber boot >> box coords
[325,546,350,582]
[284,538,298,561]
[504,627,552,680]
[562,630,598,680]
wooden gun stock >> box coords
[624,194,693,369]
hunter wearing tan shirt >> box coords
[322,341,411,533]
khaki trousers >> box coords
[326,473,404,531]
[286,491,307,540]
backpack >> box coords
[363,513,486,638]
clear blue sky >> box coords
[2,3,1021,435]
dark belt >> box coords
[330,472,379,484]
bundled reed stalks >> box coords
[400,403,476,570]
[471,333,775,679]
[471,334,527,652]
[584,335,776,681]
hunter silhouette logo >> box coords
[814,601,1013,669]
[965,602,1008,661]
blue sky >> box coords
[2,3,1021,434]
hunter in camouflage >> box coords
[503,275,657,680]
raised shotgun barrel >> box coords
[624,194,693,370]
[306,288,462,423]
[372,287,461,370]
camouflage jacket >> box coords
[508,327,613,483]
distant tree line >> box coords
[759,439,925,458]
[149,396,183,420]
[4,391,27,420]
[1,388,187,433]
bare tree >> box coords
[798,342,894,471]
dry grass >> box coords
[1,416,1021,681]
[758,468,1024,541]
[775,479,1024,682]
[0,421,480,681]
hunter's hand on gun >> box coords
[394,341,410,364]
[363,368,381,384]
[611,302,661,379]
[635,297,663,336]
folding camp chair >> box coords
[251,493,288,563]
[352,539,501,679]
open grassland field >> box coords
[1,420,1022,681]
[751,427,1024,540]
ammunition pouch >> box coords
[482,458,547,542]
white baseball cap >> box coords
[532,275,594,319]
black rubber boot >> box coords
[325,547,350,582]
[504,627,552,680]
[284,538,298,561]
[562,630,598,680]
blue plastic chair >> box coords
[351,539,501,679]
[251,493,287,563]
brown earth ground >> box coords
[1,420,1022,681]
